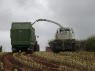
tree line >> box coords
[76,36,95,52]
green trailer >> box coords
[10,22,39,53]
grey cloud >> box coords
[0,10,12,30]
[16,0,29,5]
[0,0,54,30]
[47,0,95,39]
[48,0,95,17]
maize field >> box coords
[0,52,94,71]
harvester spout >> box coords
[32,19,64,29]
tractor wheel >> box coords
[12,47,18,53]
[36,44,39,51]
[26,45,34,54]
[34,44,39,51]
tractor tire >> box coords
[34,44,39,51]
[12,47,18,53]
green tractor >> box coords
[10,22,39,53]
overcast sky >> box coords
[0,0,95,52]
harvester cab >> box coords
[56,27,74,40]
